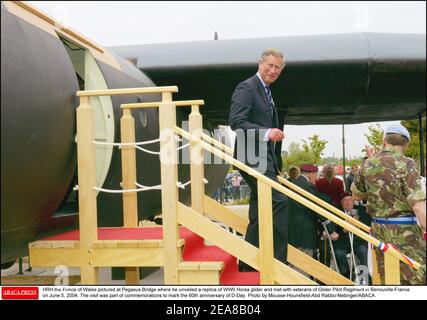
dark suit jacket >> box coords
[288,175,319,249]
[288,175,335,249]
[229,75,282,174]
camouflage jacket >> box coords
[351,147,426,217]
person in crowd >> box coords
[288,164,338,277]
[229,48,288,272]
[315,165,344,268]
[287,166,300,181]
[316,164,345,206]
[333,192,371,281]
[231,173,242,202]
[352,123,426,285]
[345,163,359,192]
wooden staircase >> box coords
[29,226,226,285]
[27,85,420,285]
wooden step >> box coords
[178,261,224,284]
[29,239,186,268]
[93,239,185,248]
[29,239,185,249]
[29,240,79,248]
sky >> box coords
[28,1,426,158]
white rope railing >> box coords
[135,145,161,155]
[177,143,190,151]
[92,138,160,147]
[93,139,189,156]
[83,177,209,194]
[177,178,209,190]
[93,186,146,193]
[177,181,191,189]
[134,142,188,155]
[134,182,163,191]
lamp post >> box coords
[419,113,425,176]
[342,124,346,184]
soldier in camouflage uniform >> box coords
[351,124,426,285]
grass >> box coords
[232,197,250,205]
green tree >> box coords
[347,158,363,167]
[401,119,426,161]
[301,134,328,163]
[319,156,338,166]
[364,123,384,155]
[283,142,315,172]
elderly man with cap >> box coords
[288,164,338,277]
[351,123,426,285]
[333,192,371,281]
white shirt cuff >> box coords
[263,129,271,141]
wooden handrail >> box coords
[175,126,421,270]
[277,176,371,233]
[203,195,353,285]
[121,100,204,109]
[200,132,234,156]
[76,86,178,97]
[200,138,368,234]
[177,202,316,284]
[195,127,369,234]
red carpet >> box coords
[43,226,259,285]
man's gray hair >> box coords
[260,48,285,62]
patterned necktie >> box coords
[265,85,277,149]
[265,85,274,114]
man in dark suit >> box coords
[229,48,287,271]
[288,164,338,277]
[289,165,323,257]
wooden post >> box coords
[76,96,99,284]
[189,105,205,215]
[371,248,382,285]
[159,92,180,284]
[257,180,274,284]
[384,252,400,285]
[120,108,140,284]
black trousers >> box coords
[238,169,289,269]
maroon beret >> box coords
[339,192,351,201]
[300,164,318,172]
